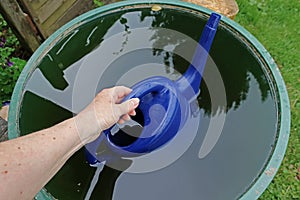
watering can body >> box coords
[85,13,221,165]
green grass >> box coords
[235,0,300,199]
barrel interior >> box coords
[15,4,280,200]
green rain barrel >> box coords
[8,1,290,200]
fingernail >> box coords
[132,110,136,116]
[131,98,140,107]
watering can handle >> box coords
[121,76,174,102]
[176,13,221,100]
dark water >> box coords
[18,5,278,200]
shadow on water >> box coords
[88,159,132,200]
[18,6,278,200]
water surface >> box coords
[19,6,278,200]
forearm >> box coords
[0,86,139,200]
[0,118,83,200]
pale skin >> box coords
[0,86,139,200]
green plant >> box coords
[0,57,26,102]
[0,14,27,104]
[93,0,104,7]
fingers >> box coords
[96,87,139,127]
[117,98,139,117]
[118,118,125,124]
[128,109,136,116]
[122,114,132,121]
[118,114,131,124]
[118,109,137,124]
[111,86,133,103]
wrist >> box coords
[73,111,102,144]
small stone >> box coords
[151,5,162,12]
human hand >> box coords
[74,86,139,144]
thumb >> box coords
[117,98,140,116]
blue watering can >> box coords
[85,13,221,165]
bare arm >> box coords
[0,86,139,200]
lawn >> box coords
[0,0,299,199]
[235,0,300,199]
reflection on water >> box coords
[138,9,272,116]
[19,6,278,200]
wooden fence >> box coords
[0,0,238,53]
[0,0,96,52]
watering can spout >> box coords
[176,13,221,100]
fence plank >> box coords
[55,0,96,30]
[38,0,79,37]
[0,0,41,52]
[25,0,48,10]
[37,0,66,23]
